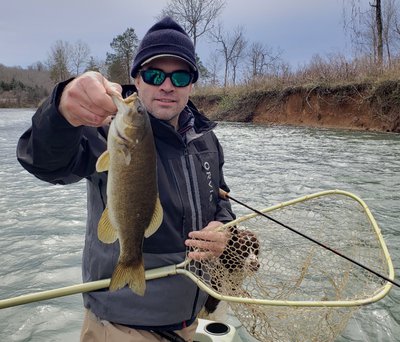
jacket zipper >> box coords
[184,148,200,231]
[183,147,203,319]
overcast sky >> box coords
[0,0,355,71]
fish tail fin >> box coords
[109,260,146,296]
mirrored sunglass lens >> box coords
[142,69,192,87]
[171,72,191,87]
[143,70,165,85]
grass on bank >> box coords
[191,55,400,128]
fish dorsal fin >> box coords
[96,151,110,172]
[98,207,118,243]
[144,196,163,238]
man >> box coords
[17,17,235,342]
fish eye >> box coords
[135,97,147,115]
[136,104,146,115]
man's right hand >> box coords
[59,71,122,127]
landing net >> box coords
[186,190,394,342]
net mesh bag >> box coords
[186,190,393,342]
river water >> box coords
[0,108,399,342]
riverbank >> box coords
[2,80,400,133]
[192,80,400,133]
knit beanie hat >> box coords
[131,17,198,83]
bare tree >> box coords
[230,31,247,85]
[372,0,384,64]
[343,0,385,65]
[160,0,225,48]
[27,61,47,72]
[247,42,283,80]
[47,39,92,82]
[211,24,247,86]
[205,51,222,86]
[70,40,91,76]
[383,0,400,65]
[47,40,72,83]
[249,42,266,78]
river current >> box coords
[0,108,399,341]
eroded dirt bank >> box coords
[191,81,400,133]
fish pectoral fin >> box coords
[144,196,163,238]
[109,261,146,296]
[96,151,110,172]
[98,207,118,243]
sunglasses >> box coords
[140,69,194,87]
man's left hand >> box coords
[185,221,229,260]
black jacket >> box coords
[17,81,235,328]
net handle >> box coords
[0,257,391,310]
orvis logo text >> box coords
[203,161,214,202]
